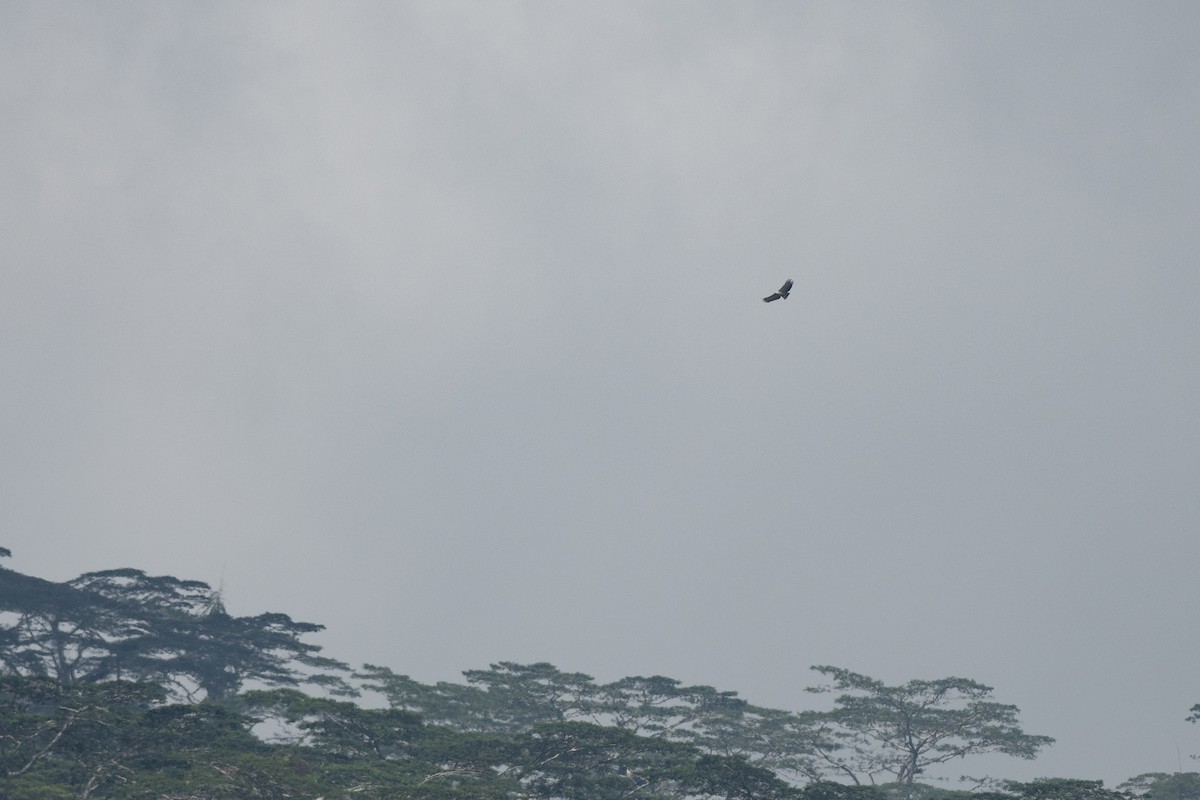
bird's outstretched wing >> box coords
[763,278,793,302]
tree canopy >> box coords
[0,556,1143,800]
[804,666,1054,785]
[1120,772,1200,799]
[0,563,349,702]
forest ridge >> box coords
[1,553,1196,800]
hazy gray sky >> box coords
[3,1,1199,786]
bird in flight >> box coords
[762,278,794,303]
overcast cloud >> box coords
[3,1,1199,786]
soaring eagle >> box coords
[762,279,794,303]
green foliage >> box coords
[461,661,598,730]
[1120,772,1200,799]
[356,663,502,732]
[875,782,977,799]
[0,560,1090,799]
[0,564,350,702]
[806,666,1054,785]
[593,673,747,744]
[692,752,804,799]
[510,720,687,798]
[0,674,482,799]
[359,658,834,786]
[800,781,887,799]
[242,688,424,760]
[0,675,277,799]
[1,677,163,779]
[995,778,1134,799]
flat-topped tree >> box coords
[806,666,1054,785]
[460,662,598,731]
[0,565,349,701]
[356,664,502,732]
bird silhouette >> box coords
[762,278,794,303]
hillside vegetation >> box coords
[1,553,1189,800]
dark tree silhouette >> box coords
[0,565,349,701]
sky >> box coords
[2,0,1199,787]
